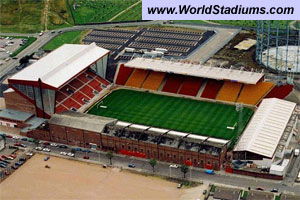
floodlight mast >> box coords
[236,103,243,135]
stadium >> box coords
[1,40,298,173]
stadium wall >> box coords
[29,122,226,170]
[4,90,36,115]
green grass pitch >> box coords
[87,89,254,140]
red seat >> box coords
[115,64,133,85]
[178,77,202,96]
[162,75,184,93]
[201,80,223,99]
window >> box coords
[128,146,131,150]
[134,147,137,151]
[121,144,125,149]
[167,154,170,158]
[147,150,150,155]
[141,149,144,153]
[180,156,183,161]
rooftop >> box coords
[9,43,109,89]
[0,109,33,122]
[125,58,264,84]
[247,191,274,200]
[213,186,241,200]
[234,98,296,158]
[49,111,117,133]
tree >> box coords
[180,164,189,179]
[106,151,113,165]
[148,159,157,173]
[71,148,76,157]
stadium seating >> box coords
[178,77,202,96]
[142,71,165,90]
[264,84,293,99]
[125,69,149,88]
[217,81,243,102]
[237,82,274,105]
[115,64,133,85]
[162,75,184,93]
[55,70,110,113]
[201,79,223,99]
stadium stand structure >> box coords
[6,43,111,118]
[115,64,133,85]
[162,74,185,93]
[237,82,274,105]
[201,79,224,99]
[217,81,243,102]
[264,84,293,99]
[178,77,203,96]
[142,71,165,90]
[125,69,149,87]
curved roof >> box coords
[234,98,296,158]
[9,43,109,89]
[125,58,264,84]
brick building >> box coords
[29,111,228,170]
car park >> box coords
[169,164,179,168]
[128,163,135,168]
[43,148,51,152]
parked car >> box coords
[0,161,7,166]
[12,136,20,140]
[11,165,18,170]
[19,157,26,162]
[205,169,215,175]
[1,155,8,159]
[26,152,33,156]
[102,164,107,168]
[59,145,68,149]
[58,30,63,33]
[203,190,207,195]
[5,170,10,175]
[28,138,35,142]
[75,147,81,151]
[10,154,16,158]
[0,164,6,168]
[6,135,13,138]
[7,156,14,160]
[43,148,51,152]
[0,133,6,137]
[128,163,135,168]
[82,149,90,153]
[44,156,50,161]
[21,137,27,141]
[43,142,50,146]
[15,162,23,166]
[20,144,26,148]
[35,147,43,151]
[256,187,265,191]
[177,183,183,189]
[169,164,179,169]
[83,155,89,159]
[271,188,278,193]
[67,153,75,157]
[14,142,21,147]
[60,152,67,156]
[50,143,58,147]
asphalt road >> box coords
[3,136,300,195]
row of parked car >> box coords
[0,152,33,177]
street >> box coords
[2,136,300,196]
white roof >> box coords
[234,98,296,158]
[187,134,208,141]
[147,127,169,134]
[206,138,229,145]
[167,131,188,138]
[129,124,149,131]
[116,121,131,127]
[125,58,264,84]
[10,43,109,88]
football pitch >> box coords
[87,89,254,140]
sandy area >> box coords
[0,154,186,200]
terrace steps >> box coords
[196,79,207,98]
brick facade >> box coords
[4,90,36,115]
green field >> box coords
[0,0,45,33]
[112,2,142,22]
[87,89,254,140]
[43,30,88,51]
[69,0,139,24]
